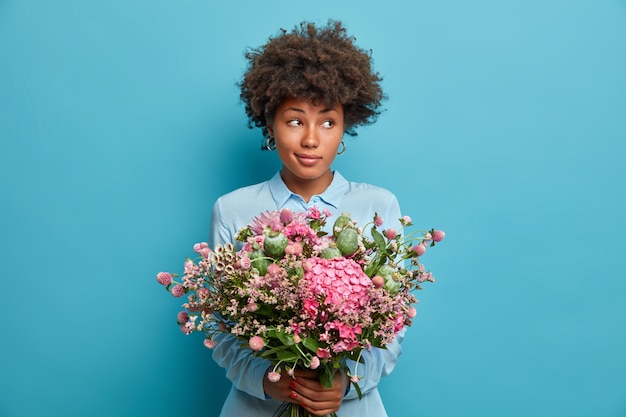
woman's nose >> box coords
[300,126,319,148]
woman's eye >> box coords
[287,119,302,127]
[322,120,334,128]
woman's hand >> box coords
[263,367,349,416]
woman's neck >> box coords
[280,169,334,203]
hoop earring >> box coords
[337,141,346,155]
[265,137,276,151]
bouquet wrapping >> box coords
[156,207,444,417]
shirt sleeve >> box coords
[208,197,272,400]
[211,329,272,400]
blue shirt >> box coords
[209,171,405,417]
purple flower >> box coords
[171,284,185,297]
[196,287,209,300]
[156,272,172,286]
[176,311,189,324]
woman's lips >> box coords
[295,153,321,166]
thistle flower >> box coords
[156,272,172,286]
[372,275,384,288]
[267,371,281,383]
[171,284,185,297]
[176,311,189,324]
[309,356,320,370]
[411,243,426,256]
[384,229,397,239]
[433,230,446,242]
[249,336,265,351]
[279,208,294,224]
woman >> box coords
[209,20,405,417]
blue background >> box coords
[1,1,625,416]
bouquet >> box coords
[156,207,444,417]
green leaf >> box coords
[276,350,298,362]
[302,337,319,353]
[276,330,294,346]
[371,228,386,250]
[319,367,334,388]
[352,380,363,400]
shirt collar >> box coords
[268,171,349,210]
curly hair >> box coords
[239,20,386,146]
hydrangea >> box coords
[303,257,372,316]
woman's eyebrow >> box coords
[283,107,339,114]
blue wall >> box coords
[1,1,625,416]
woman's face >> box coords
[268,97,344,201]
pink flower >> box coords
[180,323,193,335]
[249,336,265,351]
[238,257,251,270]
[249,211,281,234]
[193,242,208,254]
[309,356,320,370]
[307,206,321,220]
[411,243,426,256]
[156,272,172,286]
[393,313,405,332]
[316,348,331,359]
[374,216,384,227]
[350,375,360,383]
[265,263,283,278]
[304,257,372,315]
[279,208,294,224]
[171,284,185,297]
[433,230,445,242]
[267,371,281,382]
[176,311,189,324]
[384,229,396,239]
[196,287,209,300]
[400,215,412,226]
[303,299,320,317]
[372,275,384,288]
[407,307,417,318]
[204,339,216,349]
[285,242,303,256]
